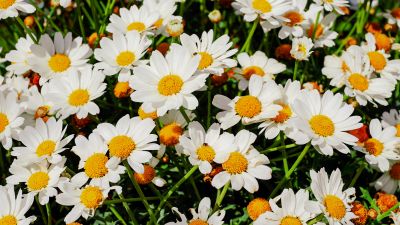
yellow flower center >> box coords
[283,11,303,27]
[127,22,146,32]
[157,75,184,96]
[108,135,136,159]
[368,51,387,71]
[84,153,109,178]
[280,216,302,225]
[27,171,50,191]
[114,82,132,98]
[34,106,50,119]
[247,198,271,220]
[188,219,208,225]
[80,186,103,209]
[298,44,307,54]
[341,62,350,73]
[242,66,265,80]
[324,195,346,220]
[390,162,400,180]
[116,51,136,67]
[67,223,82,225]
[0,215,17,225]
[364,138,384,156]
[154,18,163,28]
[198,52,214,70]
[0,113,9,133]
[391,8,400,19]
[222,152,248,174]
[134,165,156,185]
[374,33,391,52]
[48,54,71,73]
[252,0,272,13]
[68,89,90,106]
[348,73,369,92]
[307,24,324,39]
[235,96,262,118]
[0,0,15,9]
[196,145,216,162]
[36,140,57,157]
[309,115,335,137]
[396,124,400,137]
[138,106,158,120]
[272,104,292,123]
[159,122,183,146]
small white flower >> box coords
[382,7,400,28]
[0,185,36,224]
[0,0,35,20]
[0,91,24,149]
[303,12,338,48]
[5,35,35,75]
[313,0,349,15]
[373,160,400,194]
[381,109,400,137]
[290,36,313,61]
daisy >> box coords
[289,90,362,156]
[211,129,272,193]
[381,109,400,137]
[180,30,238,75]
[143,0,177,35]
[235,51,286,90]
[133,157,166,187]
[212,76,282,130]
[24,85,56,122]
[5,35,34,75]
[11,117,73,165]
[0,91,24,149]
[374,160,400,194]
[165,197,225,225]
[56,181,121,224]
[290,36,314,61]
[6,159,65,205]
[179,121,235,174]
[46,66,107,119]
[382,7,400,28]
[106,5,159,35]
[307,168,357,225]
[2,76,30,103]
[94,30,151,76]
[0,0,35,19]
[94,115,159,174]
[165,16,184,37]
[355,119,400,172]
[304,12,338,48]
[28,32,92,85]
[0,185,36,224]
[313,0,349,15]
[130,44,208,116]
[258,79,302,140]
[254,188,315,225]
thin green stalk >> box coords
[240,18,259,53]
[35,196,47,225]
[213,182,230,212]
[293,61,299,80]
[349,162,367,187]
[46,204,52,225]
[109,206,128,225]
[206,78,212,128]
[280,132,289,176]
[76,0,86,40]
[179,107,191,124]
[307,214,324,225]
[377,202,400,222]
[261,143,297,153]
[104,196,161,204]
[90,0,99,31]
[335,24,357,55]
[312,11,321,41]
[189,176,201,200]
[118,193,139,225]
[15,17,37,43]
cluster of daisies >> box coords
[0,0,400,224]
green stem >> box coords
[213,182,230,212]
[179,107,191,124]
[46,204,52,225]
[15,17,37,43]
[312,12,321,41]
[377,202,400,222]
[293,61,299,81]
[280,132,289,176]
[104,196,161,204]
[334,24,357,55]
[349,162,367,187]
[35,196,47,225]
[89,0,99,32]
[109,206,128,225]
[189,176,201,200]
[76,0,86,39]
[240,18,259,53]
[118,193,139,225]
[307,214,325,225]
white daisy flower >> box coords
[307,168,357,225]
[374,160,400,194]
[130,44,208,116]
[11,117,73,165]
[0,185,36,224]
[212,76,282,130]
[355,119,400,172]
[0,91,24,149]
[106,5,159,35]
[166,197,225,225]
[254,188,315,225]
[0,0,35,19]
[304,12,338,48]
[143,0,177,35]
[94,30,151,76]
[28,32,92,85]
[46,66,107,119]
[290,36,314,61]
[313,0,349,15]
[165,15,184,37]
[211,129,272,193]
[258,79,302,140]
[133,157,166,187]
[382,7,400,28]
[381,109,400,137]
[235,51,286,90]
[94,115,159,174]
[1,76,30,103]
[289,90,362,156]
[24,85,55,123]
[7,159,65,205]
[180,30,238,75]
[5,35,34,75]
[179,121,235,174]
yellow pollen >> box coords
[188,219,208,225]
[154,18,164,28]
[222,152,248,174]
[396,124,400,137]
[307,24,324,39]
[272,104,292,123]
[348,73,369,92]
[159,122,183,146]
[368,52,387,71]
[0,215,17,225]
[390,162,400,180]
[324,195,346,220]
[247,198,271,220]
[309,115,335,137]
[84,153,109,178]
[280,216,302,225]
[298,44,307,54]
[198,52,214,70]
[252,0,272,13]
[68,89,90,106]
[284,11,303,27]
[27,171,50,191]
[0,0,15,9]
[157,75,184,96]
[235,96,262,118]
[36,140,56,157]
[138,106,158,120]
[116,51,136,67]
[114,82,132,98]
[341,62,350,73]
[108,135,136,159]
[48,54,71,73]
[196,145,216,162]
[0,113,9,133]
[391,8,400,19]
[134,165,156,185]
[34,106,50,119]
[80,186,103,209]
[127,22,146,32]
[364,138,384,156]
[242,66,265,80]
[374,33,391,52]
